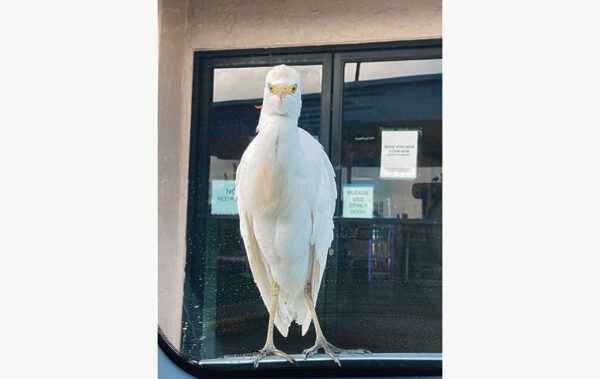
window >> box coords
[160,40,442,377]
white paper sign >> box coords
[380,130,419,179]
[342,184,374,218]
[211,180,238,215]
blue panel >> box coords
[158,347,196,379]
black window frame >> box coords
[160,39,443,379]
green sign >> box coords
[211,180,238,215]
[342,184,374,218]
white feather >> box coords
[235,65,337,337]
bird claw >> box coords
[252,344,296,369]
[303,338,371,367]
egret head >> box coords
[262,65,302,119]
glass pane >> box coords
[334,58,442,352]
[181,218,442,360]
[178,57,442,367]
[180,218,331,360]
[341,59,442,220]
[208,65,322,215]
[331,220,442,352]
[182,64,325,361]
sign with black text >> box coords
[380,130,419,179]
[211,179,238,215]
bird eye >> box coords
[292,85,297,93]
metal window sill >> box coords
[192,352,442,371]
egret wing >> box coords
[299,130,337,303]
[236,153,273,310]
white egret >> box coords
[235,65,370,368]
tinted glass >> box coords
[178,57,442,365]
[181,218,333,359]
[331,58,442,352]
[182,65,324,360]
[341,59,442,219]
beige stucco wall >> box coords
[158,0,188,350]
[158,0,441,350]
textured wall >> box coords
[158,0,441,351]
[187,0,441,49]
[158,0,188,350]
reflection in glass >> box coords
[181,219,328,359]
[341,59,442,220]
[334,58,442,353]
[179,58,442,363]
[180,218,442,359]
[208,65,323,214]
[335,221,441,352]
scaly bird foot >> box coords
[252,343,296,369]
[302,337,371,367]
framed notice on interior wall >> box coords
[380,129,420,180]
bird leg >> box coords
[302,283,371,367]
[252,281,296,369]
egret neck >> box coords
[253,115,302,217]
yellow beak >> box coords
[278,86,288,99]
